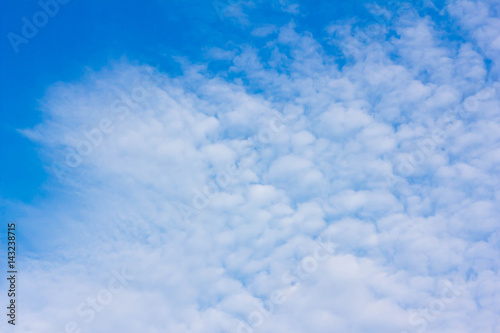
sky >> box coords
[0,0,499,332]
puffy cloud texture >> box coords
[7,1,500,332]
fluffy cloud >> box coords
[11,1,500,332]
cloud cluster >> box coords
[11,1,500,332]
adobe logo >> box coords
[7,0,72,54]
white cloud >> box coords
[12,1,500,332]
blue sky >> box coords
[1,0,449,202]
[1,0,385,207]
[1,0,500,332]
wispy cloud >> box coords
[9,1,500,332]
